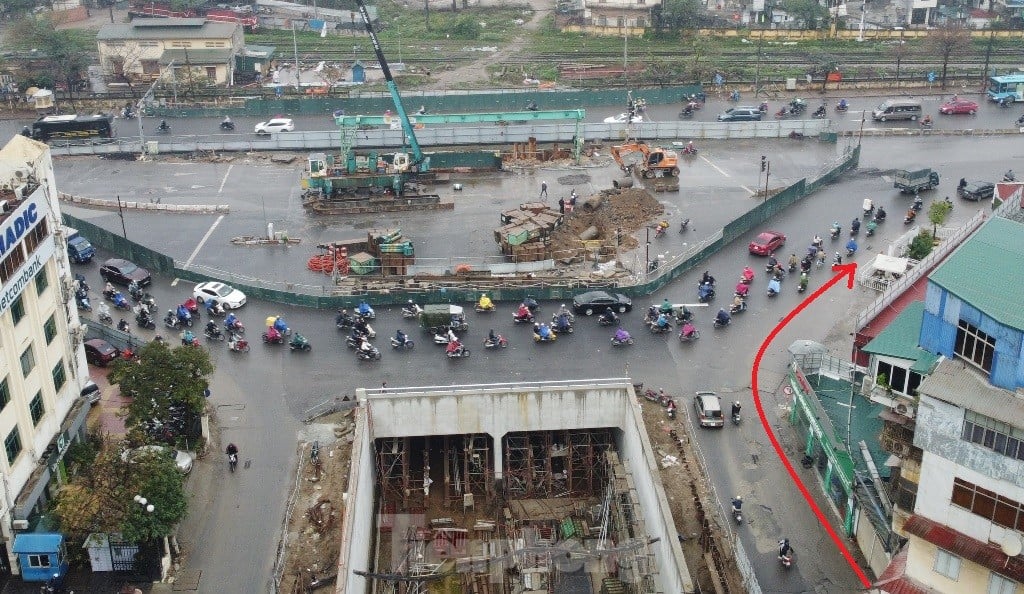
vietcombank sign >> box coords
[0,193,53,316]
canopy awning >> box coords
[872,254,909,275]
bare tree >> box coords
[926,25,971,89]
[105,41,149,94]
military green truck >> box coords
[418,304,469,334]
[894,168,940,194]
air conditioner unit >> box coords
[893,442,910,456]
[11,520,29,530]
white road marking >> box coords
[700,155,730,178]
[740,185,756,195]
[182,215,224,270]
[218,164,233,194]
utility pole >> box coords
[982,29,995,88]
[292,22,301,90]
[754,29,764,96]
[894,27,904,92]
[136,60,172,159]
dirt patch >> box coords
[278,415,355,593]
[547,188,664,258]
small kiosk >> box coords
[11,533,68,582]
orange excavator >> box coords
[610,142,680,179]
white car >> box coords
[194,281,247,309]
[254,118,295,135]
[122,446,195,475]
[603,113,644,124]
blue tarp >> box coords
[12,533,62,553]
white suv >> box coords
[694,391,725,428]
[254,118,295,135]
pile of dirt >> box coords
[547,188,664,260]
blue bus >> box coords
[987,74,1024,104]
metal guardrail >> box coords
[47,120,832,156]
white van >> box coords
[872,98,923,122]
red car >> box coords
[748,231,786,256]
[939,99,979,115]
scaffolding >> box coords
[503,429,613,499]
[375,437,430,511]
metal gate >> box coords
[109,540,140,572]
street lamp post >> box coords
[894,27,904,92]
[134,495,155,514]
[644,226,651,278]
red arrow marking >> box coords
[750,263,872,588]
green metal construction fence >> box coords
[64,144,859,309]
[151,85,704,118]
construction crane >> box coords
[354,0,428,174]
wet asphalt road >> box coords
[59,132,1019,593]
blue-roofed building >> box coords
[10,533,67,582]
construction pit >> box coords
[334,379,694,594]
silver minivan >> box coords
[872,98,923,122]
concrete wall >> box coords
[334,406,375,594]
[334,379,695,594]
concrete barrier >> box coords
[57,192,230,214]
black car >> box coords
[572,290,632,315]
[716,107,763,122]
[84,339,120,367]
[958,181,995,201]
[100,258,152,286]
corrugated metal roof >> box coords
[861,302,939,373]
[97,19,239,40]
[916,358,1024,425]
[904,514,1024,583]
[11,533,63,552]
[873,547,934,594]
[928,217,1024,329]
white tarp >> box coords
[872,253,909,275]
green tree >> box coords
[652,0,703,32]
[926,25,971,89]
[0,0,37,17]
[11,15,91,99]
[928,198,953,236]
[782,0,828,29]
[908,230,934,260]
[450,15,482,40]
[108,341,214,443]
[53,437,187,543]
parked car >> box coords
[254,118,295,134]
[958,181,995,201]
[194,281,247,309]
[717,107,763,122]
[84,339,120,367]
[122,445,194,474]
[572,290,633,315]
[693,391,725,428]
[748,230,787,256]
[603,113,644,124]
[100,258,152,286]
[939,99,979,115]
[80,380,101,405]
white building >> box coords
[0,135,90,576]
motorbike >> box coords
[797,277,809,294]
[98,306,114,325]
[533,327,557,343]
[666,402,677,419]
[445,344,471,358]
[128,284,144,302]
[610,332,634,346]
[904,211,916,225]
[484,334,509,349]
[204,325,225,341]
[227,334,250,353]
[678,327,700,342]
[732,504,743,524]
[911,196,923,212]
[679,218,690,233]
[76,292,92,312]
[262,330,286,345]
[713,317,731,329]
[778,542,794,568]
[156,122,171,134]
[774,108,792,119]
[513,311,535,324]
[767,279,781,297]
[401,303,423,319]
[697,283,715,303]
[846,243,858,258]
[355,304,376,320]
[758,101,769,113]
[681,144,698,156]
[829,225,841,240]
[164,311,181,329]
[597,311,619,326]
[835,100,849,112]
[136,311,156,330]
[654,224,667,239]
[336,312,357,329]
[729,300,747,314]
[224,318,245,335]
[732,409,742,425]
[551,313,575,334]
[866,221,876,237]
[679,106,695,119]
[228,452,238,472]
[289,334,312,352]
[812,106,827,119]
[183,298,201,319]
[357,345,382,361]
[205,301,226,317]
[432,331,456,345]
[220,120,236,131]
[390,335,415,350]
[648,321,673,334]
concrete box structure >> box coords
[96,19,243,86]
